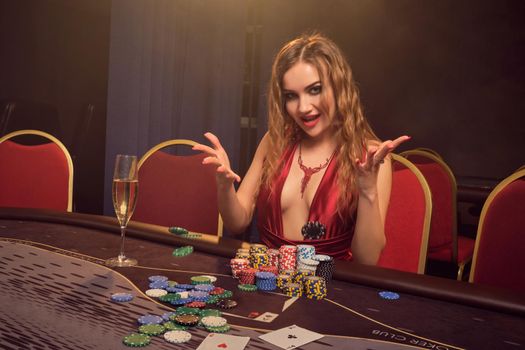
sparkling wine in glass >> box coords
[105,154,139,267]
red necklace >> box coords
[297,143,336,198]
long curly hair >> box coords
[262,33,378,215]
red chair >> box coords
[0,129,73,211]
[134,139,223,236]
[469,168,525,293]
[401,149,475,280]
[377,154,432,274]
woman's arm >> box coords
[193,132,270,235]
[351,136,410,264]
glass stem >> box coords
[118,225,127,260]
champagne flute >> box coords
[106,154,139,267]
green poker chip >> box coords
[191,276,211,285]
[200,309,221,317]
[238,284,257,292]
[172,246,193,257]
[218,290,233,299]
[123,333,151,347]
[169,226,189,235]
[181,233,202,239]
[206,324,231,333]
[138,324,165,336]
[163,321,188,331]
[175,306,201,316]
[205,295,220,304]
[159,293,181,303]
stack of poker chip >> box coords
[235,248,250,260]
[267,248,280,267]
[296,257,319,273]
[278,245,297,271]
[249,243,268,256]
[313,254,335,283]
[304,276,327,300]
[255,271,277,291]
[259,265,278,276]
[276,274,292,289]
[281,282,303,297]
[293,268,315,285]
[296,244,316,260]
[251,253,270,269]
[238,268,257,285]
[230,258,250,278]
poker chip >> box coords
[161,312,177,321]
[149,280,169,289]
[168,226,189,235]
[137,314,164,325]
[205,295,220,304]
[170,297,193,306]
[201,316,227,327]
[138,324,165,336]
[238,284,257,292]
[173,246,194,257]
[209,287,225,295]
[216,299,237,309]
[158,293,181,303]
[379,291,400,300]
[148,275,168,282]
[174,306,201,316]
[200,309,221,317]
[217,290,233,299]
[194,284,215,292]
[123,333,151,347]
[176,284,195,290]
[145,288,168,298]
[163,330,192,344]
[163,321,188,331]
[186,301,206,308]
[198,275,218,283]
[205,324,230,333]
[173,314,200,326]
[191,276,211,285]
[110,292,134,302]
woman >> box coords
[193,33,409,264]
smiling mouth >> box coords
[301,114,320,122]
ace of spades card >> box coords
[259,324,324,349]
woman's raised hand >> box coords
[192,132,241,186]
[356,135,411,195]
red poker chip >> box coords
[210,287,225,295]
[186,301,206,308]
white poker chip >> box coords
[177,291,189,299]
[164,330,192,343]
[200,316,227,327]
[145,289,168,297]
[198,275,217,283]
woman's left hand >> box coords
[356,135,410,196]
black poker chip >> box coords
[301,221,326,240]
[216,299,237,309]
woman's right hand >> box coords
[192,132,241,186]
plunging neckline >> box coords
[278,143,338,239]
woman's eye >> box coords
[284,93,297,101]
[310,85,322,95]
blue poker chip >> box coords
[166,286,186,293]
[379,291,400,300]
[137,314,164,325]
[175,284,195,290]
[149,280,169,289]
[194,284,215,292]
[170,297,193,306]
[148,275,169,283]
[162,311,177,321]
[110,292,134,302]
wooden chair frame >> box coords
[389,154,432,274]
[469,168,525,284]
[0,129,74,212]
[138,139,223,237]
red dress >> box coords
[256,144,356,260]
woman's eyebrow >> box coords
[283,80,321,93]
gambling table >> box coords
[1,208,524,350]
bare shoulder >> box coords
[253,132,271,161]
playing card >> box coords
[259,324,324,349]
[254,312,279,323]
[196,333,250,350]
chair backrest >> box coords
[377,154,432,274]
[469,169,525,293]
[0,129,74,211]
[401,149,458,260]
[134,139,223,236]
